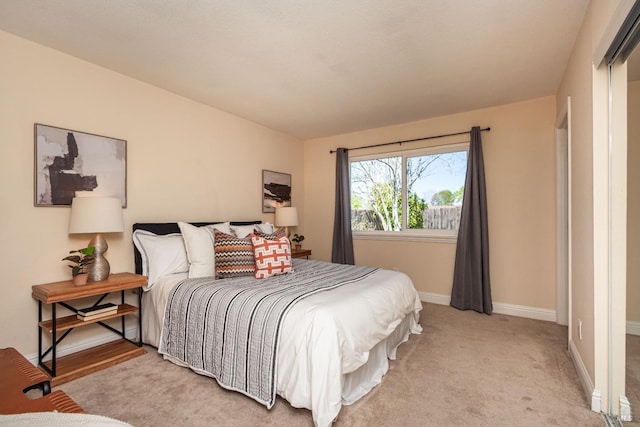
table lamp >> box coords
[275,206,298,237]
[68,196,124,282]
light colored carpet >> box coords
[57,303,605,426]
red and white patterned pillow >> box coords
[251,234,294,279]
[214,231,255,279]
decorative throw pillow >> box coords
[255,222,275,234]
[230,224,257,238]
[178,222,216,278]
[214,231,255,279]
[253,227,287,241]
[132,230,189,287]
[251,234,294,279]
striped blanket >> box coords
[158,260,378,408]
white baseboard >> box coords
[620,395,632,422]
[568,338,599,412]
[419,292,451,306]
[418,292,557,322]
[592,389,602,414]
[25,325,138,365]
[627,320,640,336]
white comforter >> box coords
[142,262,422,427]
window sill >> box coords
[353,231,457,244]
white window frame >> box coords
[350,142,469,243]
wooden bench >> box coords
[0,347,84,414]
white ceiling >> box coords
[0,0,589,139]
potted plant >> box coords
[291,234,305,250]
[62,246,95,286]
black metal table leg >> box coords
[51,303,56,377]
[120,290,125,339]
[38,300,42,368]
[138,288,143,346]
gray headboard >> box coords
[132,221,262,275]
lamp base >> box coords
[88,233,110,282]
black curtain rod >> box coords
[329,127,491,154]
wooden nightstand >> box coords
[291,248,312,259]
[32,272,147,386]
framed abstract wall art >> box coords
[34,123,127,207]
[262,169,291,213]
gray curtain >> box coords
[331,148,355,264]
[450,126,492,314]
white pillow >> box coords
[230,224,257,238]
[212,221,231,234]
[255,222,274,234]
[133,230,189,288]
[178,222,216,278]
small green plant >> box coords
[62,246,96,276]
[291,234,305,244]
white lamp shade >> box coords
[275,207,298,227]
[68,197,124,234]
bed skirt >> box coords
[340,311,416,405]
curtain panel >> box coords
[332,148,355,265]
[450,126,492,314]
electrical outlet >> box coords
[578,319,583,340]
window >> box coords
[350,143,468,240]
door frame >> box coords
[556,97,571,330]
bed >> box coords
[133,221,422,427]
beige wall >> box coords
[629,80,640,323]
[0,30,303,356]
[304,96,557,309]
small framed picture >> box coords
[262,170,291,213]
[34,123,127,207]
